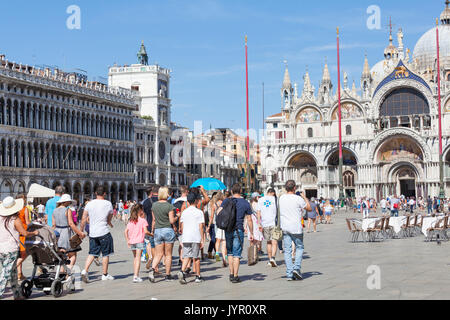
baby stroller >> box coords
[21,222,76,298]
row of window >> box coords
[0,140,134,173]
[0,82,133,115]
[0,98,133,141]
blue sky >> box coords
[0,0,444,138]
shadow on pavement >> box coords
[239,273,267,282]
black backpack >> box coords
[216,198,237,232]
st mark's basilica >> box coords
[261,2,450,200]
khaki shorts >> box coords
[263,227,275,241]
[182,243,201,259]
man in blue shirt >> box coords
[45,185,64,227]
[221,184,254,284]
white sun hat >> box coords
[56,194,75,205]
[0,197,24,217]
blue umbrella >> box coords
[190,178,227,191]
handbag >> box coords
[271,197,283,242]
[69,234,82,249]
[247,243,258,266]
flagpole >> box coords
[245,35,251,195]
[337,27,344,203]
[436,18,445,202]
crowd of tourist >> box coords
[3,179,450,299]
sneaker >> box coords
[195,276,204,283]
[208,253,214,259]
[267,262,272,267]
[287,276,296,281]
[102,274,115,281]
[293,270,303,281]
[215,254,221,262]
[178,271,187,285]
[133,277,143,283]
[81,270,89,283]
[270,258,278,267]
[165,274,176,282]
[229,274,234,282]
[231,276,241,284]
[185,267,191,275]
[148,268,155,283]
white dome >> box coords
[413,25,450,72]
[370,59,396,82]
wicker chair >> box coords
[366,218,385,242]
[400,215,411,238]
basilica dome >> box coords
[412,2,450,73]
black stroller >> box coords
[21,222,76,298]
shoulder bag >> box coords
[271,196,283,242]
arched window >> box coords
[380,88,429,116]
[307,128,313,138]
[346,125,352,136]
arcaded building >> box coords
[0,55,137,204]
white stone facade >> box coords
[261,5,450,200]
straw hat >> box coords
[0,197,24,217]
[56,194,75,205]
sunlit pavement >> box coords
[5,209,450,300]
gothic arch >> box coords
[292,104,324,124]
[284,150,319,167]
[369,128,431,162]
[371,80,435,119]
[328,99,366,122]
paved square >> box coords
[5,210,450,300]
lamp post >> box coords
[337,27,345,204]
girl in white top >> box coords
[0,197,39,300]
[324,200,334,224]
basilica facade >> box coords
[261,2,450,200]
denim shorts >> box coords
[130,242,145,250]
[154,228,176,246]
[225,229,244,259]
[144,235,155,249]
[89,233,114,257]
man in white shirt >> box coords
[279,180,311,281]
[36,202,45,219]
[178,192,205,284]
[408,197,416,214]
[256,188,278,267]
[80,186,115,283]
[380,198,387,215]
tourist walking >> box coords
[15,194,30,281]
[210,192,227,267]
[52,194,86,270]
[248,193,264,255]
[324,200,334,224]
[256,188,278,266]
[279,180,311,281]
[148,187,179,282]
[306,197,319,232]
[0,197,39,300]
[380,198,387,215]
[221,184,254,284]
[45,185,64,227]
[80,186,115,283]
[391,195,400,217]
[361,197,370,219]
[124,204,150,283]
[178,192,206,284]
[142,186,160,270]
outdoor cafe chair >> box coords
[433,215,449,242]
[382,216,394,239]
[366,218,384,242]
[400,215,411,238]
[346,218,363,243]
[426,217,444,242]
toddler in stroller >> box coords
[21,222,76,298]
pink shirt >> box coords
[126,217,148,245]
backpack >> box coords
[362,202,367,209]
[393,203,399,209]
[216,198,237,232]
